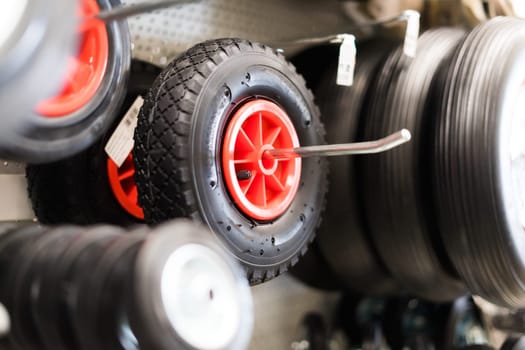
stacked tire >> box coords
[0,221,253,350]
[311,17,525,308]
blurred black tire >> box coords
[359,28,467,301]
[0,0,130,163]
[432,17,525,308]
[315,39,400,296]
[289,240,342,291]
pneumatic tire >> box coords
[133,38,328,284]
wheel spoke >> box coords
[79,18,99,33]
[258,112,264,147]
[234,159,253,165]
[239,128,256,151]
[124,184,138,199]
[261,174,267,207]
[242,170,257,195]
[264,126,281,146]
[246,173,266,207]
[267,173,285,192]
[118,168,135,181]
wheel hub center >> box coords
[222,99,301,221]
[258,145,278,175]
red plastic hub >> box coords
[36,0,109,117]
[107,154,144,220]
[222,100,301,221]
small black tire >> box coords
[73,231,146,350]
[359,29,467,301]
[432,17,525,308]
[26,60,160,226]
[314,39,400,296]
[33,226,123,350]
[6,227,79,350]
[0,0,131,163]
[133,38,328,284]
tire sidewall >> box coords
[5,0,131,162]
[190,53,326,270]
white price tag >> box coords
[105,96,144,167]
[336,34,356,87]
[403,10,420,58]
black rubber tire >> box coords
[288,240,342,291]
[0,225,48,350]
[33,226,122,350]
[6,227,79,350]
[0,0,131,163]
[432,17,525,308]
[359,28,467,301]
[26,60,160,226]
[133,38,328,284]
[73,231,146,350]
[315,39,400,296]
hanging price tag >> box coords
[403,10,420,58]
[105,96,144,167]
[336,34,356,87]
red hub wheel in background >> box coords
[36,0,108,117]
[107,153,144,220]
[222,100,301,221]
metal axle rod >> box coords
[266,129,411,160]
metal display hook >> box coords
[93,0,202,22]
[266,129,412,160]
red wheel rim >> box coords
[107,154,144,220]
[222,100,301,221]
[36,0,108,117]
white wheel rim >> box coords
[509,82,525,231]
[160,244,242,350]
[0,0,28,50]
